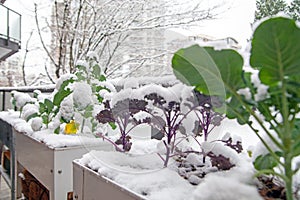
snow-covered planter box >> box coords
[73,159,145,200]
[73,149,263,200]
[0,111,114,200]
[67,70,270,199]
[15,130,113,200]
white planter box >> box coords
[73,160,145,200]
[15,130,112,200]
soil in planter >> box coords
[257,176,286,200]
[175,153,234,185]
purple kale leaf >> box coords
[96,98,149,152]
[222,137,243,153]
[207,152,235,170]
[145,93,166,106]
[96,109,115,124]
[129,99,148,114]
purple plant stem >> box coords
[163,140,170,167]
[96,133,124,152]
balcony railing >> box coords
[0,4,21,60]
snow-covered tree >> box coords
[288,0,300,20]
[254,0,287,21]
[35,0,223,79]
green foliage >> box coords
[254,0,287,21]
[172,45,226,97]
[109,122,117,130]
[37,78,74,128]
[73,55,111,133]
[291,119,300,157]
[25,113,39,122]
[12,53,111,134]
[254,152,282,171]
[39,99,55,126]
[53,78,74,106]
[251,18,300,85]
[172,17,300,200]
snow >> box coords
[250,71,269,101]
[111,75,179,88]
[97,81,117,93]
[30,117,43,131]
[59,95,74,122]
[21,103,39,120]
[54,74,76,91]
[185,153,203,166]
[237,88,251,100]
[109,83,190,108]
[133,111,152,122]
[2,74,300,199]
[78,148,262,200]
[192,175,262,200]
[29,129,109,149]
[86,51,99,62]
[11,91,34,108]
[222,132,242,144]
[73,82,93,110]
[0,111,109,149]
[123,78,139,89]
[75,60,89,69]
[1,95,300,199]
[0,110,33,134]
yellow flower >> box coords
[64,120,79,134]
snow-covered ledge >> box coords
[0,111,112,200]
[73,160,146,200]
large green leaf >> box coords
[250,17,300,86]
[53,79,74,106]
[172,45,244,98]
[204,47,245,93]
[44,99,54,114]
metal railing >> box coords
[0,85,55,111]
[0,4,21,45]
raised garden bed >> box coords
[73,159,145,200]
[0,111,113,199]
[15,129,112,200]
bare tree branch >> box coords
[22,30,33,86]
[35,0,224,78]
[34,3,59,76]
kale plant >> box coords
[141,90,205,167]
[96,98,148,152]
[184,90,224,161]
[172,17,300,200]
[144,93,183,167]
[179,90,242,178]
